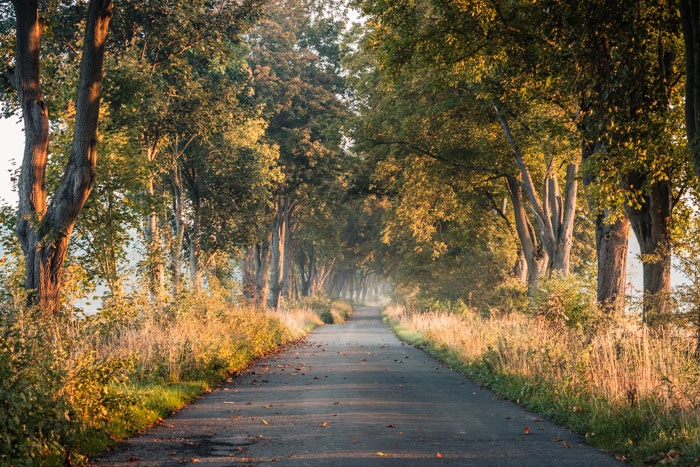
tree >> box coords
[351,0,582,293]
[247,0,350,309]
[3,0,113,316]
[103,0,267,299]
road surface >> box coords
[92,306,623,466]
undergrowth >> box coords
[0,286,340,466]
[385,275,700,466]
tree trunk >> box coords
[141,142,166,299]
[254,234,271,309]
[550,163,578,274]
[682,0,700,181]
[188,206,202,294]
[624,172,672,324]
[298,242,317,297]
[513,249,527,284]
[241,247,257,302]
[505,175,548,292]
[170,164,185,298]
[594,214,630,312]
[495,106,577,278]
[268,197,288,310]
[680,0,700,352]
[582,142,630,314]
[10,0,113,316]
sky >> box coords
[0,116,21,205]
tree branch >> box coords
[3,67,18,91]
[366,138,505,176]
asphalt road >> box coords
[92,306,624,466]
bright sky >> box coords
[0,116,21,205]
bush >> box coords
[529,274,603,331]
[0,311,71,466]
[299,296,352,324]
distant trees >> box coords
[245,0,351,309]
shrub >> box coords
[529,274,603,331]
[0,311,71,466]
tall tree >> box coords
[103,0,267,298]
[247,0,349,309]
[3,0,113,315]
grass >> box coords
[0,290,341,466]
[384,303,700,466]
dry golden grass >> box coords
[385,303,700,422]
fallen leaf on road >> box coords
[333,401,342,405]
[377,452,387,457]
[534,418,541,422]
[261,419,268,425]
[524,426,530,435]
[386,423,395,428]
[436,452,443,459]
[319,421,329,427]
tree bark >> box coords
[254,234,271,309]
[242,247,257,302]
[680,0,700,350]
[582,141,630,314]
[142,144,165,299]
[170,163,185,298]
[623,171,672,324]
[682,0,700,182]
[11,0,113,316]
[495,106,577,279]
[268,196,289,310]
[505,175,548,292]
[595,215,630,313]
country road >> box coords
[93,306,624,466]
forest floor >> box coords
[91,306,624,466]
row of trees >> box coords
[1,0,386,316]
[346,0,700,325]
[8,0,700,325]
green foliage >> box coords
[0,270,327,465]
[529,274,604,331]
[485,279,528,316]
[299,295,352,324]
[0,311,70,466]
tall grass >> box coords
[385,291,700,465]
[0,286,334,466]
